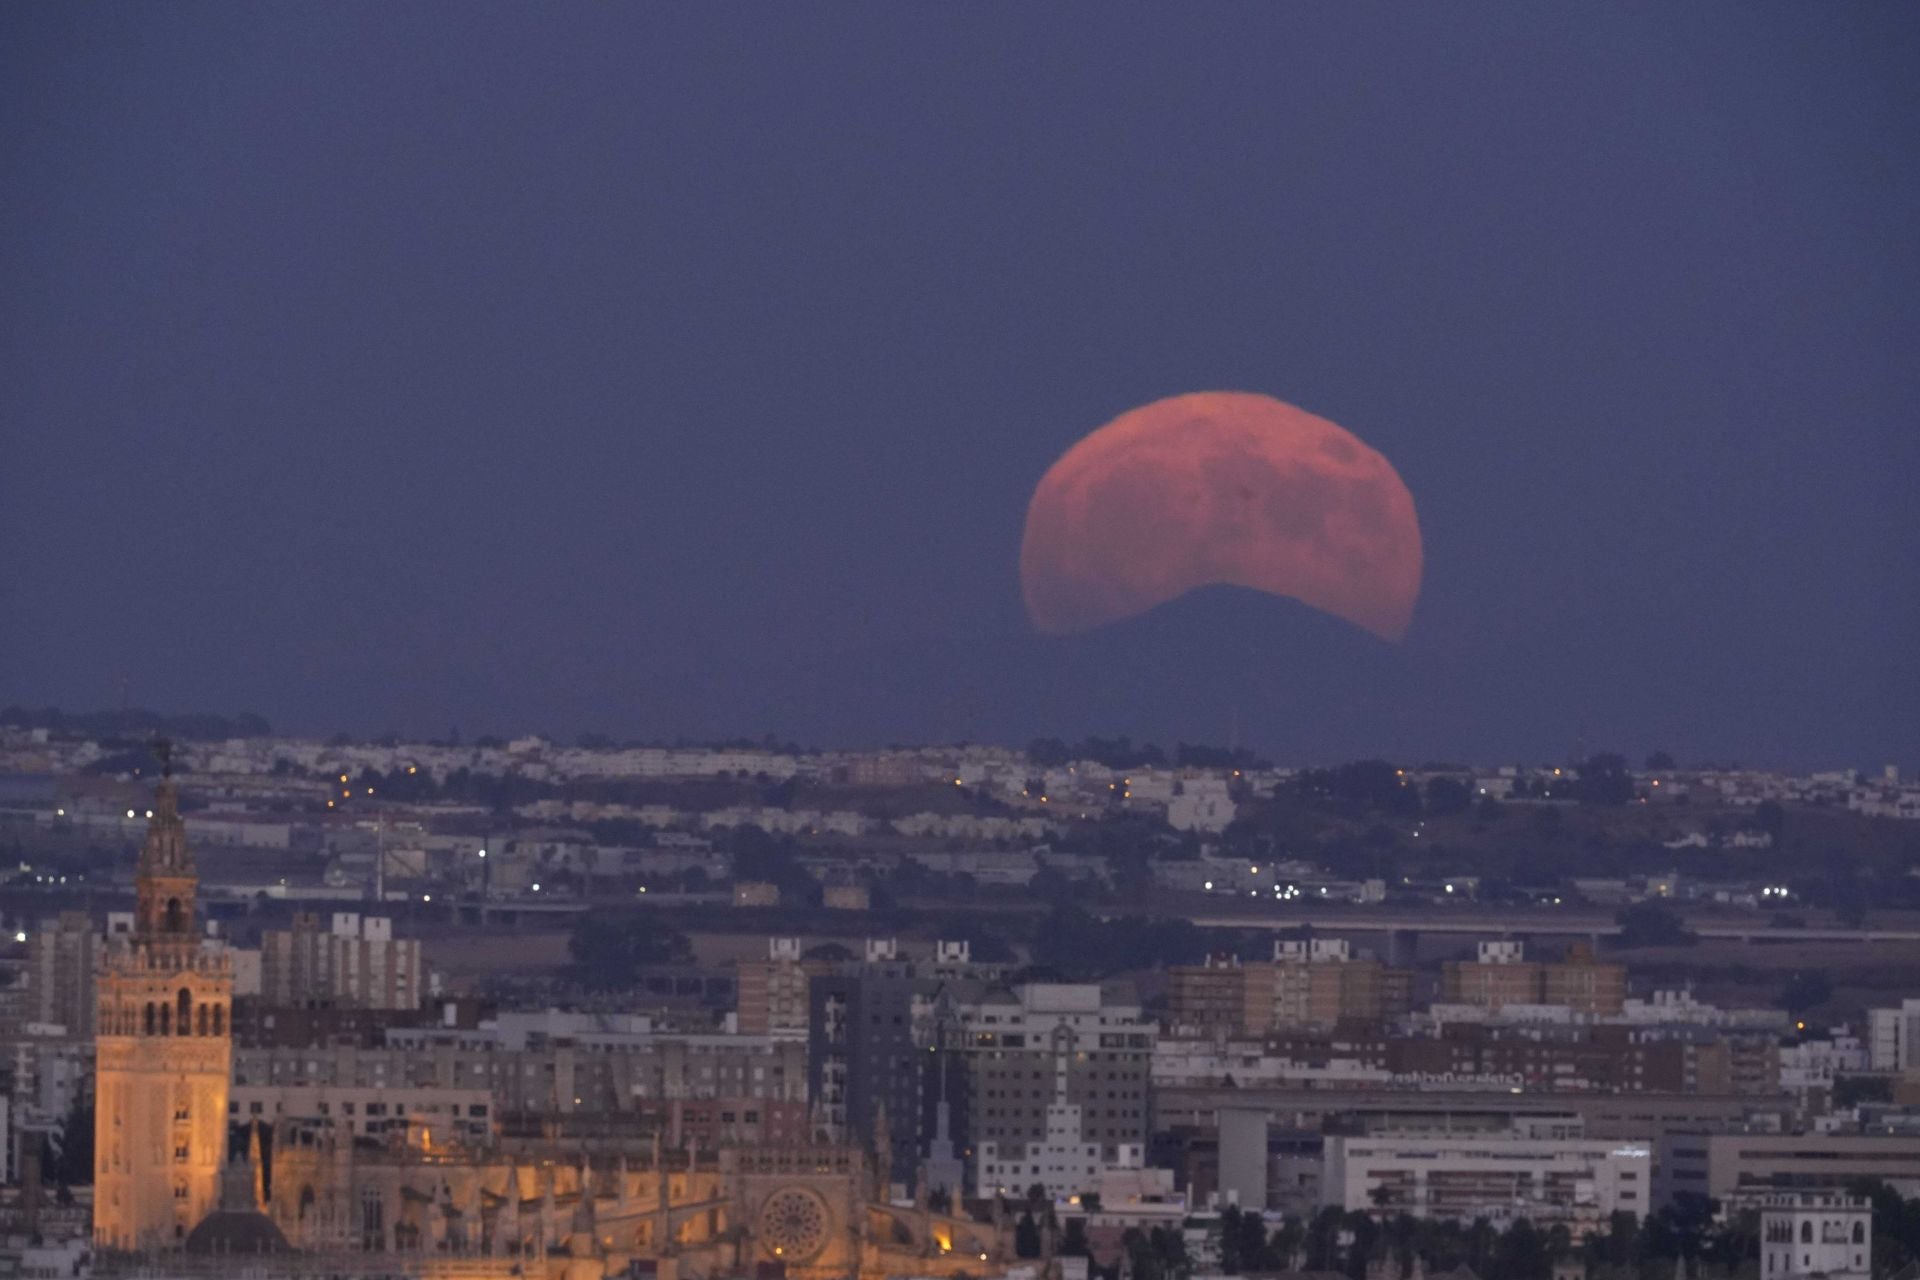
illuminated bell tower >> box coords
[94,744,233,1251]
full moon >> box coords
[1019,392,1422,641]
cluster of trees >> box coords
[1116,1200,1744,1280]
[726,826,826,907]
[1026,736,1266,772]
[323,764,560,813]
[559,899,1216,995]
[1,705,273,740]
[1295,760,1426,818]
[1024,904,1211,978]
[1290,754,1650,822]
[565,910,693,991]
[1854,1177,1920,1274]
[1612,902,1698,949]
[1090,1183,1920,1280]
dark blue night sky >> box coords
[4,4,1915,768]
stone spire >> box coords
[616,1155,634,1214]
[246,1123,264,1209]
[872,1101,892,1200]
[218,1142,258,1213]
[495,1161,521,1257]
[135,739,199,944]
[568,1157,600,1258]
[540,1164,557,1255]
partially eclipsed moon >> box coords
[1020,392,1422,641]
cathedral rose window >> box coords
[757,1187,829,1262]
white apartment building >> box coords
[1869,1000,1920,1073]
[259,912,422,1010]
[1322,1133,1651,1229]
[1168,781,1237,834]
[946,983,1157,1198]
[25,911,96,1039]
[976,1103,1146,1199]
[1760,1192,1871,1280]
[1780,1034,1869,1093]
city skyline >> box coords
[6,5,1920,1277]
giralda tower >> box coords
[93,745,233,1250]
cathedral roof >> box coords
[185,1134,288,1256]
[182,1210,292,1256]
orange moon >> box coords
[1020,392,1422,641]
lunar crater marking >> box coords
[1020,391,1422,640]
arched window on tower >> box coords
[178,988,192,1036]
[212,1004,225,1036]
[144,1003,156,1035]
[197,1003,208,1035]
[159,1003,170,1035]
[164,897,184,933]
[1801,1222,1813,1244]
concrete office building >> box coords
[1323,1132,1651,1229]
[1216,1108,1270,1210]
[1869,1000,1920,1074]
[1168,940,1412,1037]
[259,912,422,1010]
[1657,1133,1920,1208]
[736,936,821,1039]
[807,939,929,1187]
[1443,941,1627,1016]
[27,910,97,1039]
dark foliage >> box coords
[566,910,694,990]
[1027,905,1209,978]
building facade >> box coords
[1656,1132,1920,1208]
[736,937,821,1039]
[259,911,423,1010]
[1168,941,1412,1038]
[1760,1192,1871,1280]
[27,910,97,1039]
[1442,941,1626,1016]
[807,943,927,1186]
[1322,1133,1651,1229]
[941,982,1156,1197]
